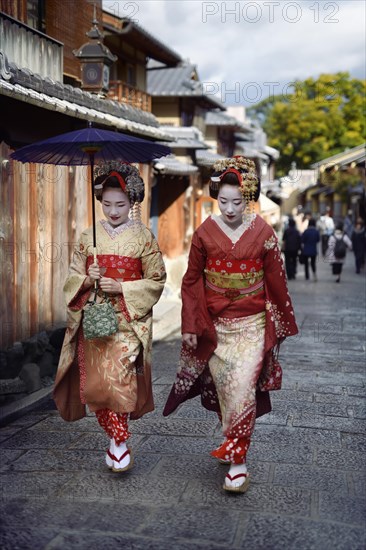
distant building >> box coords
[303,144,366,222]
[147,60,225,258]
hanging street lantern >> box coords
[73,8,117,96]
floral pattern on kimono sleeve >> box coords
[120,228,166,321]
[263,229,298,341]
[64,232,91,311]
[118,294,132,323]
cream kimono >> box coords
[54,219,166,422]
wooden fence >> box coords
[0,142,91,348]
[0,143,154,349]
[0,143,153,349]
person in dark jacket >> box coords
[301,218,320,281]
[282,218,301,279]
[351,217,366,274]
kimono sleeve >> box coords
[63,231,90,311]
[263,230,298,341]
[120,230,166,321]
[181,231,210,336]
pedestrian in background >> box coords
[294,206,311,234]
[301,218,320,281]
[163,156,298,494]
[318,207,335,257]
[54,164,166,473]
[326,221,352,282]
[282,218,301,280]
[351,217,366,274]
[343,209,354,240]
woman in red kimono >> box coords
[54,163,166,473]
[163,156,298,493]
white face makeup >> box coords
[217,184,245,229]
[101,188,131,227]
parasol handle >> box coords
[89,152,98,290]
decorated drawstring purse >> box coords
[83,284,119,340]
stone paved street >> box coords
[0,254,365,549]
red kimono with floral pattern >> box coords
[163,215,298,420]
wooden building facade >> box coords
[0,2,174,349]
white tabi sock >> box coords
[112,439,131,470]
[225,463,248,488]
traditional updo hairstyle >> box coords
[94,173,127,200]
[94,163,145,220]
[209,156,261,204]
[209,169,261,202]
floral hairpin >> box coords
[210,156,259,219]
[210,156,259,199]
[212,156,257,173]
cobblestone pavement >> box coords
[0,254,365,549]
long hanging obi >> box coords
[163,214,298,418]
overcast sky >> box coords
[103,0,365,107]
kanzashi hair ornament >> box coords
[210,156,259,222]
[210,156,259,201]
[130,201,142,222]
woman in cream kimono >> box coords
[54,163,166,472]
[163,157,298,493]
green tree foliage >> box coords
[248,73,366,176]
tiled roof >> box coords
[234,132,253,141]
[158,137,209,149]
[338,153,365,167]
[103,15,182,66]
[0,53,172,139]
[235,143,269,161]
[153,154,198,175]
[147,62,224,110]
[311,143,366,169]
[206,110,251,130]
[263,145,280,160]
[158,126,209,150]
[196,149,225,167]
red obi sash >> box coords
[86,255,142,281]
[206,257,263,274]
[205,257,264,300]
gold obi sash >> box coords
[204,257,264,300]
